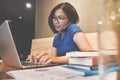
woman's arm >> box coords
[52,56,69,64]
[51,32,93,64]
[73,32,93,51]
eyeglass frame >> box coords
[52,16,68,23]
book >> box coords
[66,51,99,66]
[66,51,99,57]
[62,65,98,76]
[67,65,98,70]
[69,56,98,66]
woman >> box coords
[27,2,92,64]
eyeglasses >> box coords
[52,16,68,23]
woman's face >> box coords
[52,9,69,32]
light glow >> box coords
[26,2,32,8]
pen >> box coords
[35,68,49,71]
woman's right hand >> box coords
[27,52,54,64]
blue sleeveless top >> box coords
[53,24,83,56]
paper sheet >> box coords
[7,66,78,80]
[7,66,100,80]
[7,65,118,80]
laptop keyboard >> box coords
[21,61,57,68]
[21,61,40,66]
[21,61,42,68]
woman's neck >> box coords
[59,23,71,39]
[60,31,65,39]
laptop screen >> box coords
[0,20,22,68]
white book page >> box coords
[66,51,99,57]
[69,57,92,66]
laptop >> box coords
[0,20,57,69]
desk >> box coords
[0,63,99,80]
[0,63,17,79]
[0,63,117,80]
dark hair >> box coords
[48,2,79,33]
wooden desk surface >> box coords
[0,63,18,79]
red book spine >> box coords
[89,56,98,66]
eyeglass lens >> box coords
[53,16,68,23]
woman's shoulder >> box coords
[68,23,83,32]
[69,23,78,27]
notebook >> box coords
[0,20,56,69]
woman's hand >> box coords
[27,52,56,64]
[37,54,53,64]
[27,46,69,64]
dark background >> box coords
[0,0,36,60]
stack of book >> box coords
[65,51,99,76]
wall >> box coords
[35,0,103,38]
[0,0,36,59]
